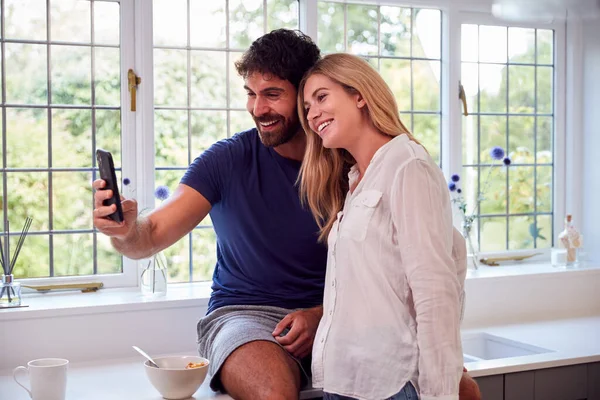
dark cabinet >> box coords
[474,363,597,400]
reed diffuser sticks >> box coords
[0,217,32,305]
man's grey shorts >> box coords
[196,304,312,392]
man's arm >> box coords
[94,182,211,260]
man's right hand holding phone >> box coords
[92,179,138,240]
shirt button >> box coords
[321,338,325,343]
[332,281,336,287]
[329,311,333,316]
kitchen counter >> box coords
[1,316,599,399]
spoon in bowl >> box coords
[132,345,159,368]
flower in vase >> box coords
[448,146,511,268]
[154,185,170,201]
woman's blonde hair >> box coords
[298,53,421,242]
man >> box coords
[93,29,480,400]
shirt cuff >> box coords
[421,395,459,400]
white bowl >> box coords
[144,356,210,400]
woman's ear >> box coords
[355,93,366,109]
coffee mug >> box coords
[13,358,69,400]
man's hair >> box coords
[235,29,321,89]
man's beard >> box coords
[254,113,301,147]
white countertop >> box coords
[2,316,599,399]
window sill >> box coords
[0,281,212,321]
[1,262,598,322]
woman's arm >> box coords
[390,158,463,400]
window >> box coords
[5,1,566,288]
[317,2,442,163]
[1,0,129,282]
[151,0,299,283]
[460,24,555,252]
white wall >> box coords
[582,20,600,263]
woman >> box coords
[298,53,467,400]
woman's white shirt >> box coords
[311,134,467,400]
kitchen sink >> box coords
[462,332,552,362]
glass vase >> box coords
[462,220,479,270]
[140,252,168,296]
[0,274,22,307]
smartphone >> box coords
[96,149,124,223]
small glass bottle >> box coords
[558,214,580,267]
[0,274,22,307]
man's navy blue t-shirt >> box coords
[181,128,327,314]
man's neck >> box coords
[273,130,306,162]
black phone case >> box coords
[96,149,124,223]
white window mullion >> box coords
[299,0,319,40]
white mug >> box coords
[13,358,69,400]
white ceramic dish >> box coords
[144,356,209,400]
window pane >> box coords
[94,1,120,46]
[462,115,478,165]
[95,47,120,106]
[5,0,46,41]
[413,114,440,164]
[191,111,227,156]
[190,51,227,108]
[479,25,507,63]
[318,2,344,53]
[229,52,247,109]
[347,4,378,56]
[479,166,507,215]
[267,0,298,32]
[153,0,186,47]
[155,110,189,167]
[190,1,226,48]
[508,215,535,250]
[52,172,93,231]
[95,110,122,168]
[51,0,91,43]
[461,62,479,113]
[97,233,122,275]
[154,49,187,107]
[52,109,92,168]
[479,115,506,163]
[5,43,48,105]
[54,233,94,276]
[508,166,534,214]
[230,110,254,135]
[192,229,217,281]
[536,166,553,213]
[12,235,50,279]
[8,172,50,232]
[537,66,553,114]
[480,217,507,252]
[155,170,183,209]
[461,24,478,62]
[537,117,553,163]
[229,0,264,50]
[413,60,440,111]
[479,64,507,113]
[508,65,535,113]
[380,6,411,57]
[165,233,190,283]
[7,108,48,168]
[508,27,535,64]
[536,215,553,248]
[508,116,534,162]
[51,45,92,105]
[380,59,411,111]
[413,9,440,59]
[537,29,553,64]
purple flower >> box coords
[451,174,460,182]
[154,185,170,201]
[490,146,505,161]
[123,178,131,186]
[457,189,462,194]
[503,157,511,166]
[448,182,457,192]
